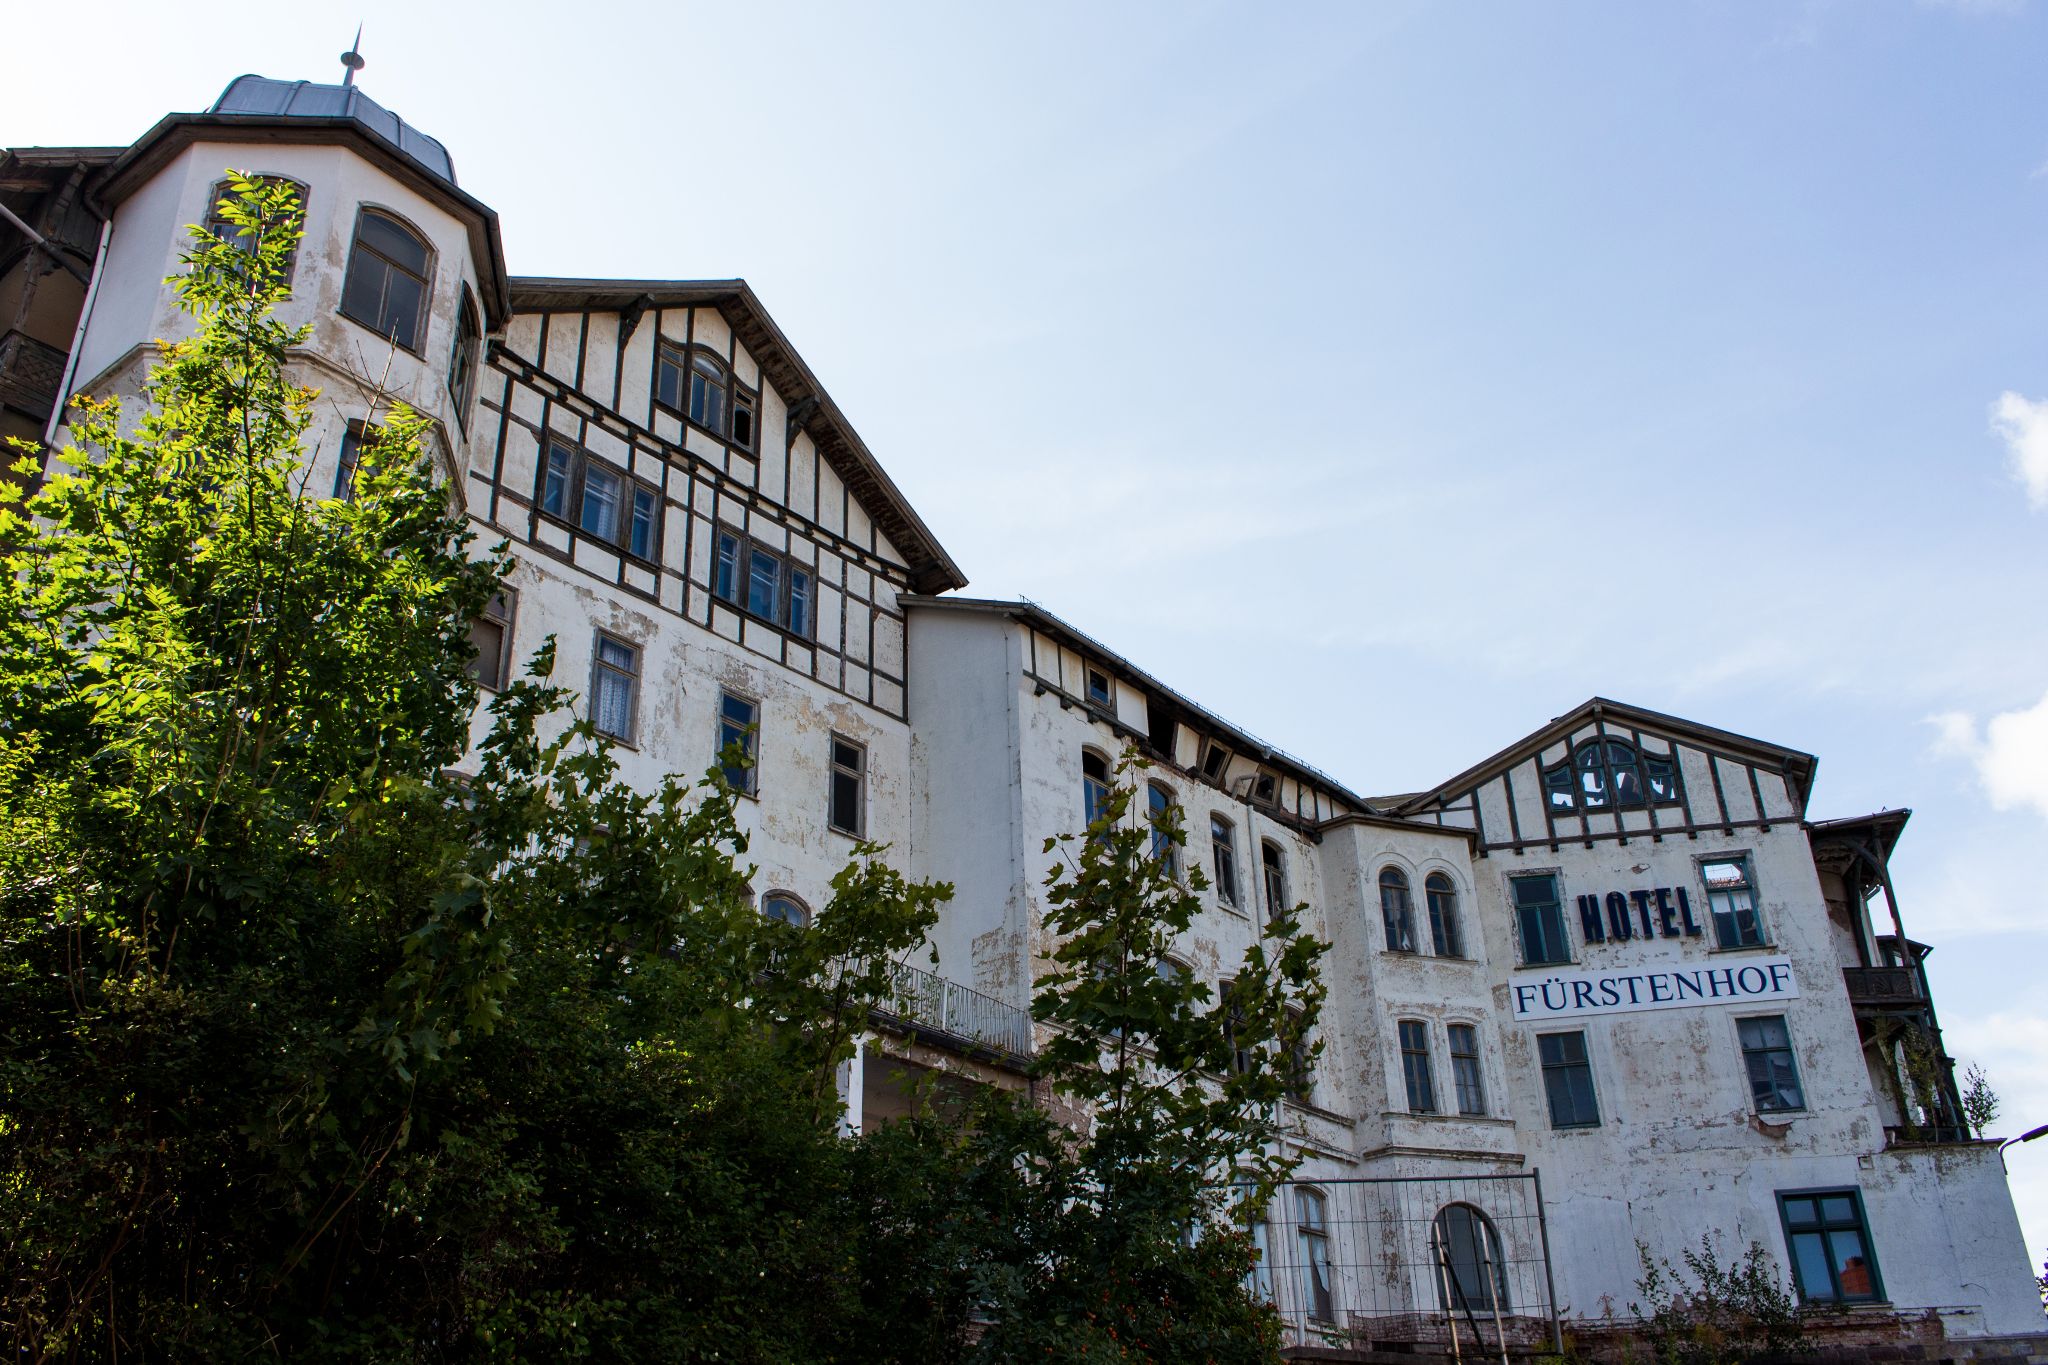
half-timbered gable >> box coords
[1387,698,1815,857]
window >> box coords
[1261,842,1289,923]
[340,207,432,352]
[690,352,727,433]
[1235,1181,1273,1302]
[718,691,758,794]
[829,736,865,837]
[204,175,305,285]
[1433,1205,1507,1313]
[1085,666,1112,708]
[1425,872,1463,958]
[1284,1008,1313,1104]
[710,530,812,635]
[1211,816,1239,908]
[1399,1019,1437,1114]
[1082,750,1111,831]
[1380,867,1418,953]
[1703,856,1766,949]
[1740,1015,1806,1113]
[448,286,481,430]
[539,440,661,562]
[467,588,516,691]
[1539,1031,1600,1128]
[1221,979,1251,1076]
[1146,781,1179,876]
[1295,1187,1336,1324]
[334,422,380,500]
[591,634,639,743]
[656,345,757,448]
[1779,1190,1881,1304]
[1448,1023,1486,1116]
[1542,738,1681,812]
[730,391,755,451]
[1201,742,1231,783]
[1512,874,1571,967]
[1251,772,1278,806]
[762,892,810,928]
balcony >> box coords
[1885,1122,1972,1147]
[0,329,67,422]
[869,959,1034,1064]
[1842,966,1922,1008]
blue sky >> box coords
[8,0,2047,1280]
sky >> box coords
[6,0,2046,1290]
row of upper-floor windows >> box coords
[1508,855,1768,966]
[205,181,482,432]
[462,594,866,837]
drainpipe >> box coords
[44,216,114,449]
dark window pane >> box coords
[359,211,429,273]
[340,254,386,331]
[732,403,754,449]
[715,533,740,602]
[748,549,780,620]
[787,568,812,637]
[381,268,425,350]
[657,351,684,411]
[467,616,504,689]
[630,486,658,559]
[541,445,573,516]
[831,770,860,832]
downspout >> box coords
[44,216,113,448]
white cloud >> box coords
[1991,392,2048,509]
[1928,689,2048,822]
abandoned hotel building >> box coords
[4,76,2040,1352]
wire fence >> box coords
[1252,1172,1559,1356]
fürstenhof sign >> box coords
[1510,956,1799,1022]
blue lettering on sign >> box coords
[1631,890,1655,938]
[1515,984,1539,1014]
[1599,979,1621,1006]
[1737,966,1768,995]
[1607,892,1633,941]
[1571,980,1598,1009]
[1768,962,1793,993]
[1578,894,1606,944]
[1655,888,1680,938]
[1512,957,1798,1019]
[1647,974,1673,1002]
[1678,887,1703,936]
[1707,968,1736,998]
[1672,971,1703,1000]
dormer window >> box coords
[1085,667,1113,709]
[340,207,432,353]
[1200,742,1231,783]
[1542,738,1679,812]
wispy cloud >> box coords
[1928,687,2048,822]
[1991,392,2048,508]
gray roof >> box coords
[208,76,455,185]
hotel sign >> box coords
[1511,956,1800,1022]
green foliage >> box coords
[1960,1062,2000,1139]
[0,174,949,1361]
[1630,1236,1815,1365]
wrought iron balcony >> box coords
[1842,966,1922,1007]
[869,958,1034,1063]
[0,329,67,422]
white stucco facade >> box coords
[14,74,2039,1350]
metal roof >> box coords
[208,76,456,185]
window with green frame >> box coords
[1777,1189,1882,1304]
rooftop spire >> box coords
[339,25,365,87]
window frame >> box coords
[1738,1013,1807,1114]
[590,631,641,746]
[1777,1187,1884,1305]
[1294,1186,1337,1325]
[828,734,867,838]
[339,204,434,355]
[203,174,307,289]
[1425,871,1464,958]
[1433,1203,1509,1314]
[762,891,811,929]
[1538,1029,1601,1129]
[1380,866,1419,954]
[655,343,759,449]
[1511,872,1573,967]
[718,689,760,796]
[537,438,663,565]
[447,284,482,434]
[1146,780,1180,877]
[467,587,517,692]
[1084,665,1114,710]
[1398,1018,1438,1114]
[1081,749,1112,834]
[1211,814,1241,910]
[1701,852,1769,950]
[709,529,814,638]
[1541,737,1682,814]
[1447,1022,1487,1116]
[1283,1007,1313,1105]
[1261,840,1289,924]
[334,419,381,501]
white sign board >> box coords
[1510,956,1799,1023]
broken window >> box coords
[1201,742,1232,783]
[1261,841,1289,923]
[1542,738,1681,812]
[1448,1023,1486,1116]
[1740,1015,1805,1112]
[1211,814,1240,908]
[340,207,431,352]
[1379,866,1418,953]
[1704,855,1766,949]
[1399,1019,1436,1114]
[1512,873,1571,967]
[467,588,516,691]
[1295,1188,1337,1324]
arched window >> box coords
[1295,1187,1336,1324]
[1146,781,1179,876]
[1260,841,1288,923]
[1211,815,1239,908]
[340,207,432,352]
[1432,1204,1508,1313]
[690,351,728,434]
[1425,871,1462,958]
[1542,738,1679,812]
[204,175,307,286]
[762,892,810,928]
[1082,750,1111,832]
[1379,866,1417,953]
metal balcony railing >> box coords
[1842,966,1923,1007]
[0,329,67,422]
[1885,1122,1972,1147]
[868,958,1034,1062]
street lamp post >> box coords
[1997,1124,2048,1169]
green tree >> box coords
[1960,1062,2000,1139]
[1630,1236,1814,1365]
[0,174,949,1361]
